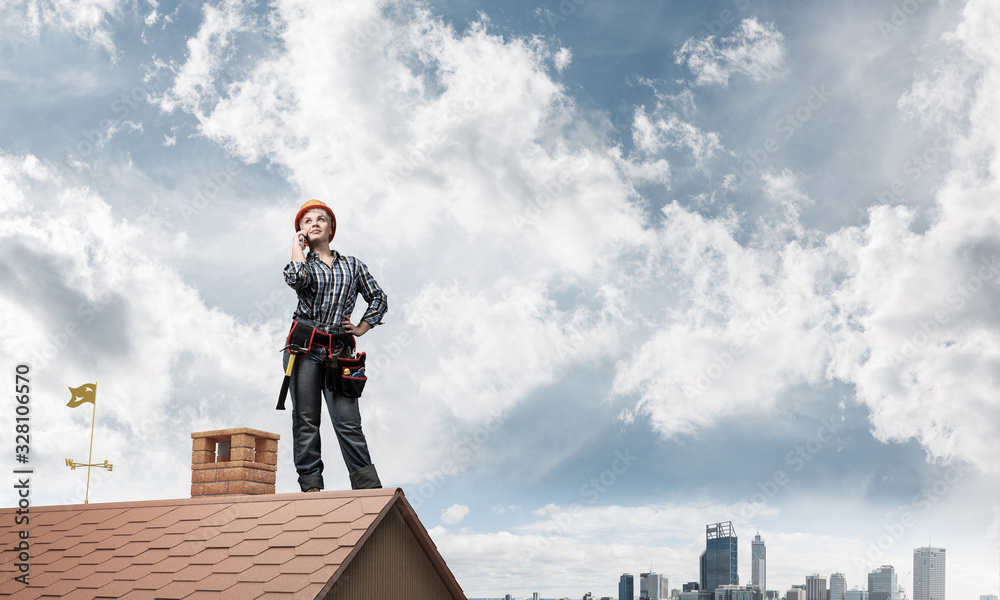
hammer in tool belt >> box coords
[276,342,309,410]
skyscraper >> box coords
[806,574,828,600]
[751,533,766,595]
[913,547,945,600]
[868,566,899,600]
[830,573,847,600]
[700,551,708,591]
[705,522,738,595]
[621,573,636,600]
[641,572,669,600]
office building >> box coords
[686,583,702,593]
[868,566,899,600]
[913,547,945,600]
[751,533,766,595]
[705,522,739,594]
[788,585,806,600]
[620,573,635,600]
[701,551,708,591]
[830,573,847,600]
[715,585,760,600]
[806,574,828,600]
[641,572,669,600]
[846,588,868,600]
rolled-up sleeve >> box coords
[356,261,388,326]
[283,261,312,290]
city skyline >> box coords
[556,539,962,600]
[491,557,954,600]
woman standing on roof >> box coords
[282,199,388,491]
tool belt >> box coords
[276,320,368,410]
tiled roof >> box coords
[0,488,461,599]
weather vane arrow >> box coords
[64,382,112,504]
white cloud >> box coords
[611,198,835,437]
[2,0,126,56]
[823,0,1000,474]
[632,105,724,171]
[0,153,50,212]
[619,154,671,187]
[626,78,721,178]
[553,46,572,72]
[490,503,521,515]
[155,0,260,116]
[610,0,1000,477]
[826,200,1000,473]
[675,18,787,87]
[441,503,470,524]
[758,169,812,242]
[895,0,998,130]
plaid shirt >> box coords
[284,251,388,332]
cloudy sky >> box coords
[2,0,999,597]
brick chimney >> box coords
[191,428,279,497]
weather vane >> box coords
[65,382,112,504]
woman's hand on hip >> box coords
[341,318,371,336]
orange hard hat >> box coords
[295,199,336,242]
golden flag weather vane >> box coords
[65,382,112,504]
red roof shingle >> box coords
[0,488,464,599]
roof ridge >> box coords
[2,487,401,513]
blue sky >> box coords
[1,0,999,598]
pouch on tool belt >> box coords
[326,351,367,398]
[285,321,313,355]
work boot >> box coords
[349,464,382,490]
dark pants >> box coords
[284,347,375,491]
